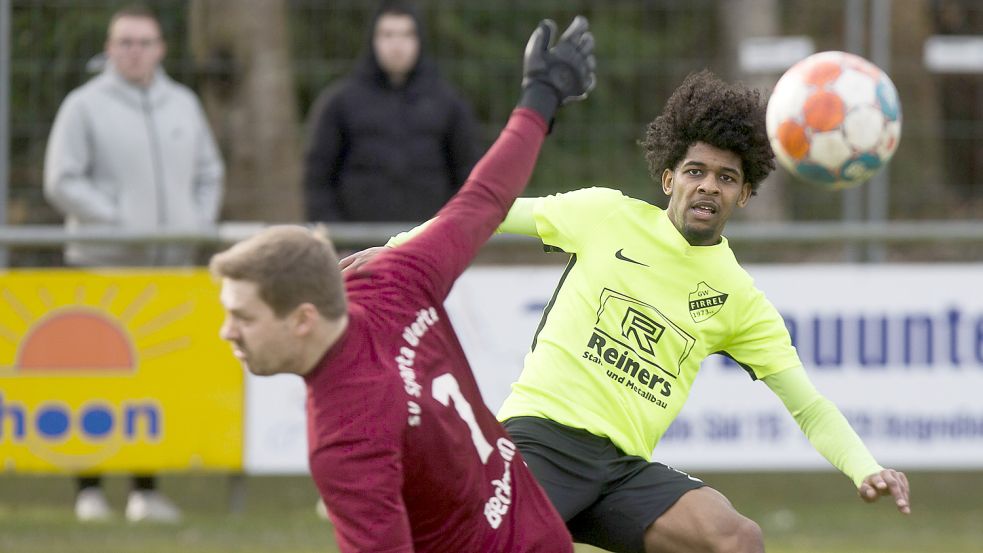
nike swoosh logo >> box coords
[615,249,649,267]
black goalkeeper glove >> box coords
[518,15,597,125]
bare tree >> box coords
[189,0,302,222]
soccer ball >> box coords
[766,51,902,190]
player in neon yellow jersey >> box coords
[363,69,910,553]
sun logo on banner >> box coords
[2,282,193,374]
[17,309,134,371]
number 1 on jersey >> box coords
[431,373,493,463]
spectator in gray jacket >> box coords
[45,5,224,267]
[42,4,224,523]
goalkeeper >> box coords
[369,70,910,553]
[214,16,595,553]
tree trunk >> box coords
[720,0,789,222]
[189,0,302,222]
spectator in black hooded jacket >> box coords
[303,1,482,222]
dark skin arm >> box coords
[339,246,388,274]
[859,468,911,514]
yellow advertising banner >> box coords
[0,269,243,473]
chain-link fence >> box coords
[4,0,983,264]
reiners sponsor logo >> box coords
[580,289,696,409]
[689,281,728,323]
[585,332,671,408]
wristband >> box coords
[517,83,560,131]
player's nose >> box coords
[219,318,237,341]
[697,175,720,195]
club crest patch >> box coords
[688,282,728,322]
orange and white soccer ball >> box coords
[766,51,902,190]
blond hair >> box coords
[210,225,347,319]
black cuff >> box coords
[517,83,560,130]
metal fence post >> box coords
[841,0,867,262]
[866,0,892,262]
[0,0,11,268]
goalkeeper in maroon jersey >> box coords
[210,16,595,553]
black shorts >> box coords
[503,416,704,553]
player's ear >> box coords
[661,169,673,196]
[737,182,752,207]
[292,303,320,336]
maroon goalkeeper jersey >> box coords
[304,109,573,553]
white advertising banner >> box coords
[244,264,983,474]
[656,264,983,471]
[244,373,308,474]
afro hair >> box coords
[640,70,775,193]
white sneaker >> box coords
[315,498,330,520]
[75,487,114,522]
[125,490,182,523]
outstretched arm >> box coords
[377,196,539,254]
[386,110,547,298]
[497,198,539,236]
[763,366,911,514]
[342,195,539,274]
[360,17,596,298]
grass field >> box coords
[2,471,980,553]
